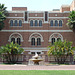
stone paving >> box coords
[0,65,75,70]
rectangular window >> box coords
[37,52,41,55]
[52,38,55,45]
[30,20,33,26]
[19,20,22,26]
[59,20,62,27]
[50,20,53,26]
[17,38,21,45]
[37,38,41,46]
[11,38,15,44]
[55,20,58,26]
[39,20,42,26]
[45,12,48,21]
[15,20,17,26]
[35,20,38,26]
[10,20,13,26]
[31,52,35,55]
[25,12,27,21]
[31,38,35,46]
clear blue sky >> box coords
[1,0,73,11]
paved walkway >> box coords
[0,65,75,70]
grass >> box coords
[0,70,75,75]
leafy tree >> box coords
[0,4,8,30]
[67,11,75,30]
[47,40,75,64]
[0,42,24,64]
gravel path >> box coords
[0,65,75,70]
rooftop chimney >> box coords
[12,7,27,11]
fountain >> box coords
[28,53,43,65]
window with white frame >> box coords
[31,52,41,55]
[50,20,63,27]
[37,52,41,54]
[39,20,42,26]
[8,33,23,45]
[31,38,35,46]
[57,38,61,41]
[30,20,43,27]
[11,37,21,45]
[35,20,38,26]
[49,33,63,44]
[59,20,62,27]
[17,38,21,45]
[10,20,22,26]
[10,20,13,26]
[37,38,41,46]
[50,20,53,26]
[30,20,33,26]
[51,38,55,45]
[29,33,44,46]
[19,20,22,26]
[11,38,15,44]
[31,52,35,54]
[31,37,41,46]
[15,20,17,26]
[55,20,58,26]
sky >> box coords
[0,0,73,11]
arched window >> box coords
[57,38,61,41]
[49,33,63,44]
[19,20,22,26]
[37,52,41,55]
[59,20,62,27]
[51,38,55,45]
[31,52,35,55]
[30,20,33,26]
[50,20,53,26]
[8,33,23,43]
[55,20,58,26]
[15,20,17,26]
[10,20,13,26]
[35,20,38,26]
[39,20,42,26]
[17,38,21,45]
[11,38,15,44]
[31,38,35,46]
[37,38,41,46]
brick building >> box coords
[0,0,75,64]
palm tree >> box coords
[0,4,8,30]
[0,42,24,64]
[67,11,75,31]
[48,40,75,64]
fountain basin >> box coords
[30,59,43,65]
[33,56,40,59]
[28,53,43,65]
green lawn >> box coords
[0,70,75,75]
